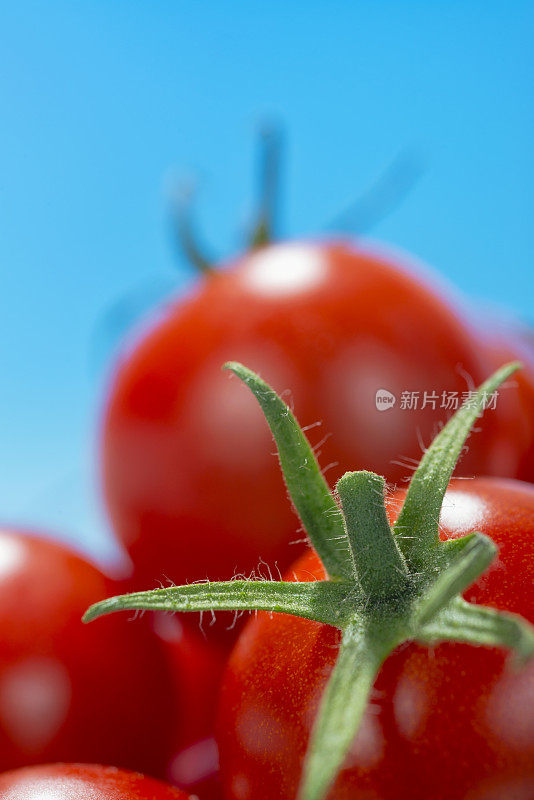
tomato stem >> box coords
[224,361,354,581]
[393,362,520,572]
[326,147,424,234]
[83,578,351,628]
[249,123,283,248]
[337,471,410,600]
[299,616,402,800]
[171,126,282,275]
[416,597,534,666]
[414,533,497,625]
[171,182,214,275]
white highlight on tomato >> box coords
[485,663,534,749]
[152,612,184,643]
[0,657,71,751]
[169,736,219,786]
[344,706,385,768]
[439,491,487,534]
[322,341,418,467]
[393,674,427,739]
[185,346,301,470]
[4,779,104,800]
[244,244,326,296]
[0,535,26,579]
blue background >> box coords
[1,1,532,561]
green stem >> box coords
[224,362,353,580]
[171,184,214,275]
[414,532,496,625]
[394,362,520,572]
[250,124,282,248]
[298,617,402,800]
[337,471,410,600]
[417,597,534,665]
[83,579,351,628]
[82,360,534,800]
[327,148,424,235]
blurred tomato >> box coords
[146,611,226,799]
[102,241,533,623]
[0,528,221,793]
[476,316,534,481]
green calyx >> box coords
[172,126,281,274]
[84,360,534,800]
[171,130,422,275]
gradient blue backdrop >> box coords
[1,1,533,561]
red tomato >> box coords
[218,477,534,800]
[103,241,532,611]
[147,611,226,799]
[0,529,207,780]
[477,320,534,480]
[0,764,193,799]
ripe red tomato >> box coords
[0,529,211,780]
[218,477,534,800]
[478,321,534,479]
[103,241,533,606]
[0,764,193,799]
[147,611,226,799]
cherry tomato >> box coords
[218,477,534,800]
[147,611,226,799]
[477,320,534,480]
[103,241,533,613]
[0,529,196,779]
[0,764,193,799]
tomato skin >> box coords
[0,764,193,799]
[103,240,532,607]
[218,478,534,800]
[0,530,179,777]
[478,323,534,482]
[147,612,226,799]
